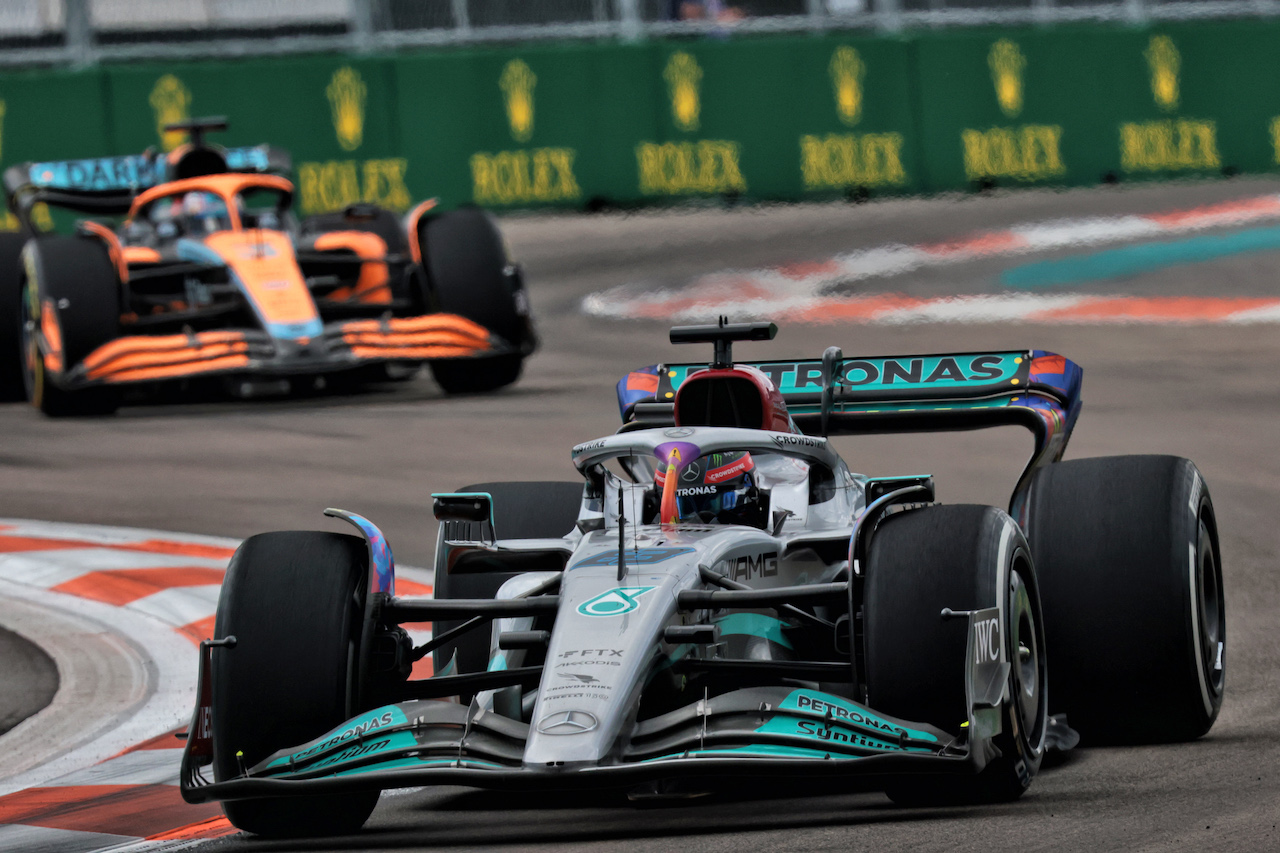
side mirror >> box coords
[864,475,935,505]
[432,492,494,526]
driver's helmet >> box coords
[655,450,766,527]
[181,191,230,233]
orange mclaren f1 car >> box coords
[0,119,536,416]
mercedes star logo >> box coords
[537,709,599,735]
[681,461,702,483]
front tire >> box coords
[417,208,530,394]
[20,236,120,416]
[865,504,1048,805]
[1028,455,1225,744]
[212,532,380,837]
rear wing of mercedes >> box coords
[619,350,1081,437]
[617,341,1082,522]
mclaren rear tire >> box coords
[418,208,529,395]
[865,504,1048,805]
[211,531,379,837]
[432,481,583,686]
[20,236,120,417]
[1027,455,1225,744]
[0,231,29,402]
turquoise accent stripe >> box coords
[714,613,793,650]
[487,655,508,672]
[1002,224,1280,289]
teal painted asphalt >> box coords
[1002,224,1280,289]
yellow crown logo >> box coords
[327,67,367,152]
[829,46,865,127]
[500,59,537,143]
[1145,35,1180,112]
[149,75,192,152]
[988,39,1026,118]
[665,52,703,133]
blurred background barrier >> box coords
[3,3,1280,216]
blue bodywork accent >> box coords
[27,155,165,192]
[25,146,274,194]
[267,319,324,340]
[323,508,396,596]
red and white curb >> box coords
[581,194,1280,325]
[0,520,433,852]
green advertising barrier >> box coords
[0,68,113,230]
[394,43,658,210]
[910,21,1274,191]
[638,35,920,202]
[392,35,920,210]
[6,20,1280,218]
[104,57,410,218]
[1153,20,1280,179]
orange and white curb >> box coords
[582,193,1280,325]
[0,520,433,852]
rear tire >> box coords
[212,531,380,837]
[865,504,1048,805]
[1027,455,1224,744]
[20,236,120,416]
[418,208,529,394]
[0,231,29,402]
[432,481,582,682]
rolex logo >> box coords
[829,46,864,127]
[1145,35,1180,112]
[327,67,367,152]
[500,59,537,143]
[149,75,191,151]
[665,52,703,133]
[988,39,1025,118]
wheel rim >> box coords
[1009,567,1046,748]
[1197,518,1225,697]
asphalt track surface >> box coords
[3,177,1280,850]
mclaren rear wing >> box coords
[3,143,289,228]
[617,348,1082,522]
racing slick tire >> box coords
[211,531,380,837]
[19,235,120,416]
[0,231,29,401]
[865,504,1048,805]
[418,208,528,394]
[432,481,583,686]
[1027,455,1224,744]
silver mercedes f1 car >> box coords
[181,321,1226,836]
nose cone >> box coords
[523,551,694,769]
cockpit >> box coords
[125,174,296,245]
